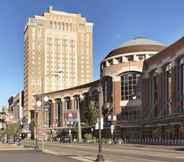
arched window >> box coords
[62,22,65,31]
[54,21,57,29]
[102,76,113,103]
[66,23,68,31]
[180,58,184,96]
[50,21,53,28]
[179,57,184,112]
[70,23,72,31]
[165,63,172,114]
[64,97,71,110]
[121,71,142,100]
[58,22,61,30]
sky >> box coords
[1,0,184,107]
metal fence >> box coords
[128,138,184,145]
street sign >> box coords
[110,125,115,135]
[95,118,104,130]
[38,128,45,140]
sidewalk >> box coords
[0,144,33,151]
[121,144,184,151]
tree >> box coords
[85,103,98,126]
[6,123,18,137]
[29,119,36,131]
[29,119,36,139]
[1,105,8,113]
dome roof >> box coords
[104,37,166,59]
[120,37,165,47]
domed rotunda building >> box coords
[101,37,165,135]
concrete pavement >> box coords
[0,144,32,151]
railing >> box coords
[21,137,184,146]
[21,139,35,148]
[128,138,184,145]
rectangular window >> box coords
[126,55,134,61]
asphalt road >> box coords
[43,143,184,162]
[0,150,80,162]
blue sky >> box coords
[0,0,184,107]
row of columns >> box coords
[43,94,83,129]
[102,54,151,68]
[143,59,184,119]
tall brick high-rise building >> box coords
[24,6,93,122]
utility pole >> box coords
[77,96,82,143]
[96,85,104,162]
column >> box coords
[51,99,56,128]
[113,76,121,114]
[71,96,74,110]
[171,61,177,113]
[55,99,58,127]
[160,67,165,117]
[162,65,167,116]
[48,100,52,128]
[73,96,77,110]
[142,74,149,118]
[61,98,65,127]
[55,98,62,127]
[78,95,82,142]
[176,59,182,113]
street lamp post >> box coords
[77,95,83,143]
[96,86,104,162]
[108,114,117,143]
[35,96,49,151]
[67,113,73,143]
[91,127,94,140]
[35,100,41,150]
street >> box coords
[1,143,184,162]
[42,143,184,162]
[0,150,80,162]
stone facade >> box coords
[33,36,184,144]
[34,80,100,131]
[100,37,165,133]
[24,6,93,124]
[141,37,184,142]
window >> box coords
[152,73,159,118]
[126,55,134,61]
[137,54,146,60]
[116,57,122,63]
[64,97,71,110]
[55,99,61,127]
[180,58,184,97]
[108,59,113,65]
[165,63,172,114]
[121,71,141,100]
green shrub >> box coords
[84,133,93,141]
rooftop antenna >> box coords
[48,6,53,12]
